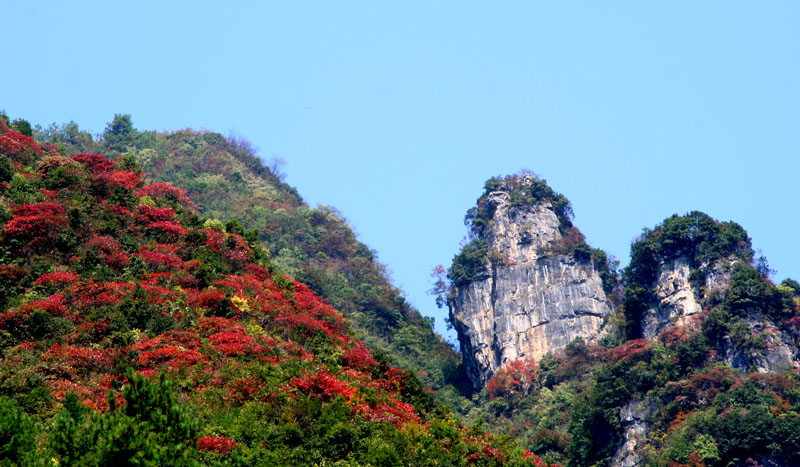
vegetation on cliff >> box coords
[622,211,755,339]
[444,175,800,466]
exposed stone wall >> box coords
[642,256,799,373]
[641,257,729,339]
[610,399,653,467]
[448,183,612,389]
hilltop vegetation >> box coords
[34,114,467,400]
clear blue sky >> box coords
[4,1,799,341]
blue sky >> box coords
[3,1,799,340]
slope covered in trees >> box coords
[34,114,466,400]
[0,118,553,465]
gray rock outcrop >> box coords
[448,179,613,389]
[643,256,800,373]
[641,257,731,339]
[610,399,653,467]
[722,312,800,373]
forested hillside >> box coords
[0,117,551,465]
[34,114,467,402]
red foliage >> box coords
[784,315,800,329]
[86,235,129,266]
[665,367,737,408]
[209,332,264,356]
[370,367,410,393]
[244,263,271,280]
[227,377,265,403]
[199,228,252,265]
[197,435,237,455]
[139,244,184,269]
[668,452,706,467]
[0,121,47,162]
[342,341,378,371]
[71,153,115,172]
[38,188,59,199]
[135,339,205,369]
[0,133,520,462]
[523,450,548,467]
[353,398,420,428]
[0,309,30,331]
[487,357,540,400]
[106,171,142,189]
[547,226,587,255]
[44,343,114,374]
[47,379,107,411]
[161,330,203,349]
[136,205,175,223]
[137,182,194,207]
[4,202,69,247]
[0,264,29,285]
[659,326,690,347]
[278,311,336,338]
[191,289,229,315]
[198,317,246,336]
[291,369,356,401]
[102,204,134,220]
[275,282,346,338]
[69,281,134,309]
[35,271,79,288]
[21,294,69,317]
[147,220,187,238]
[604,339,654,363]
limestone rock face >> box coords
[641,257,730,339]
[642,256,800,373]
[722,313,800,373]
[448,184,612,389]
[610,399,653,467]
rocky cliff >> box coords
[448,176,613,389]
[610,399,654,467]
[642,256,800,373]
[641,256,732,339]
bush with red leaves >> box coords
[4,203,70,250]
[137,182,194,207]
[197,435,237,455]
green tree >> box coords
[10,119,32,136]
[0,396,36,465]
[104,114,136,152]
[49,371,200,466]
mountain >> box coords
[16,112,800,466]
[446,175,800,466]
[34,114,467,401]
[0,118,549,465]
[446,174,616,390]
